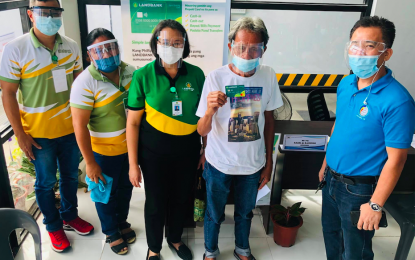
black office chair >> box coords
[0,208,42,260]
[307,89,335,121]
[384,193,415,260]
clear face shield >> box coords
[229,41,264,76]
[344,40,387,70]
[87,39,121,73]
[156,31,185,69]
[30,6,64,36]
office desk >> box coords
[260,120,415,234]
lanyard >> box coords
[170,86,179,99]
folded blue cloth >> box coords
[85,173,113,204]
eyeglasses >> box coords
[157,36,185,49]
[30,6,64,18]
[231,42,264,58]
[346,40,387,55]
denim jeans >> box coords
[322,168,377,260]
[93,152,133,236]
[32,133,80,232]
[203,162,261,258]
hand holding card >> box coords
[206,91,227,116]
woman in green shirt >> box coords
[126,20,206,260]
[71,28,136,255]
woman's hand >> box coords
[86,162,105,184]
[198,151,206,170]
[129,164,142,188]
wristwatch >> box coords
[369,200,382,212]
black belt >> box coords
[327,167,378,185]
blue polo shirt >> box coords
[326,68,415,176]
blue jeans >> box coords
[32,133,80,232]
[93,152,133,236]
[322,169,377,260]
[203,162,261,258]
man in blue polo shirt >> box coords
[319,16,415,259]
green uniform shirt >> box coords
[128,60,205,157]
[0,28,83,138]
[70,62,135,156]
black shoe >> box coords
[167,240,193,260]
[118,222,136,244]
[233,250,256,260]
[105,232,128,255]
[147,248,160,260]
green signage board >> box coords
[130,1,182,33]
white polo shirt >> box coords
[70,62,136,156]
[0,28,83,139]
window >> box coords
[231,9,361,75]
[0,8,24,60]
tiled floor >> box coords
[14,188,415,260]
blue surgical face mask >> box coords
[232,55,260,73]
[35,16,62,36]
[348,55,380,79]
[95,54,120,73]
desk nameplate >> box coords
[282,134,328,152]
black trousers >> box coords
[139,152,199,253]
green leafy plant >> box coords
[270,202,306,227]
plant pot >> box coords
[272,216,303,247]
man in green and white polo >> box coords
[0,0,94,252]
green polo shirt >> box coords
[70,62,136,156]
[0,28,82,138]
[128,60,205,157]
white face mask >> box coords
[157,45,184,65]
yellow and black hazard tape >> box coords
[276,74,348,87]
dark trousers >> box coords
[93,152,133,236]
[139,152,199,253]
[322,170,376,260]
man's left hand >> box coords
[357,203,382,231]
[198,151,206,170]
[258,163,272,190]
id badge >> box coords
[172,99,183,116]
[52,66,68,93]
[123,98,129,118]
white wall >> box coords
[373,0,415,99]
[59,0,82,58]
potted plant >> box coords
[270,202,306,247]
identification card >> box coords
[225,85,245,98]
[52,66,68,93]
[123,98,129,118]
[172,100,183,116]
